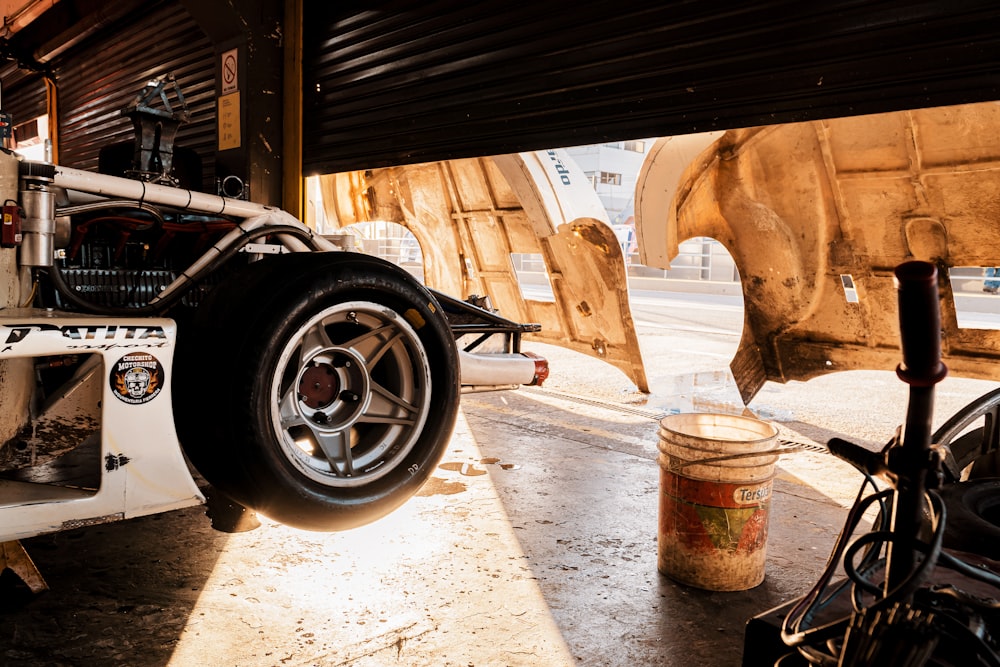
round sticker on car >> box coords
[110,352,164,404]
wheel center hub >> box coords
[299,363,339,409]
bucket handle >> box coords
[666,444,810,471]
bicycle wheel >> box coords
[933,387,1000,482]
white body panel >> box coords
[0,309,203,541]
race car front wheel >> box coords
[174,252,459,530]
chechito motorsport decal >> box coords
[110,352,164,404]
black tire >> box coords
[930,389,1000,558]
[937,480,1000,559]
[174,252,460,530]
[869,387,1000,538]
[932,387,1000,481]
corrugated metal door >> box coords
[54,2,216,190]
[0,63,48,146]
[302,1,1000,175]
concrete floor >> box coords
[2,319,996,666]
[0,395,851,667]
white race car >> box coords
[0,151,547,556]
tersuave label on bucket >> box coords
[657,469,773,591]
[733,482,772,505]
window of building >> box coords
[624,140,646,153]
[599,171,622,185]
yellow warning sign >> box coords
[218,92,241,151]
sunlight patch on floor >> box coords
[168,411,575,667]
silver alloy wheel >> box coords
[270,300,432,487]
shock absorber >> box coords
[19,161,57,267]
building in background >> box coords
[564,140,740,293]
[563,139,652,226]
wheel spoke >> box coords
[357,380,421,426]
[363,330,404,371]
[298,321,335,366]
[342,324,400,368]
[314,429,354,477]
[357,410,417,426]
[357,414,417,426]
[940,436,972,481]
[341,322,392,348]
[278,385,308,429]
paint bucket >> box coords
[657,413,779,591]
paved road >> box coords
[627,288,744,335]
[525,286,999,450]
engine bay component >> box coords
[19,163,56,267]
[121,75,190,186]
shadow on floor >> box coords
[460,388,853,666]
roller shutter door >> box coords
[0,63,48,150]
[302,1,1000,175]
[53,2,216,190]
